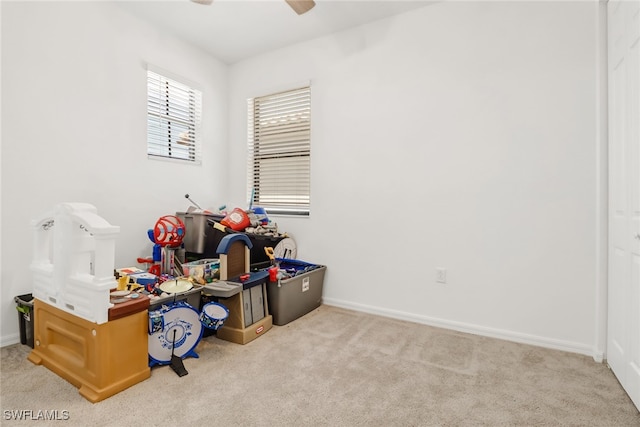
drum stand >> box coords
[170,329,188,377]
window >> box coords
[247,86,311,216]
[147,68,202,163]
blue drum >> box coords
[199,302,229,330]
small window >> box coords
[147,68,202,164]
[247,86,311,216]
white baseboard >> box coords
[2,298,604,363]
[1,333,21,348]
[323,297,603,362]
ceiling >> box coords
[116,0,434,64]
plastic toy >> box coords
[153,215,185,247]
[137,229,162,276]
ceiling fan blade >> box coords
[191,0,213,5]
[285,0,316,15]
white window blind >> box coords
[147,69,202,164]
[248,86,311,215]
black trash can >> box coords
[14,293,34,348]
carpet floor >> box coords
[1,305,639,426]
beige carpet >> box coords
[1,305,639,426]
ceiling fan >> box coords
[191,0,316,15]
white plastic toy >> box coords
[30,203,120,324]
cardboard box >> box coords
[267,261,326,326]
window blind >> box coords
[147,69,202,164]
[248,86,311,215]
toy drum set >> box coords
[148,299,229,367]
[200,302,229,330]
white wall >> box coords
[228,1,602,356]
[0,2,228,345]
[1,1,604,357]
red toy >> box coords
[220,208,250,231]
[153,215,185,247]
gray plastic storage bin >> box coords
[176,211,284,268]
[267,260,326,326]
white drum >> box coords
[148,301,203,366]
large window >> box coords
[247,86,311,216]
[147,68,202,164]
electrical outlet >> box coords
[436,268,447,284]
